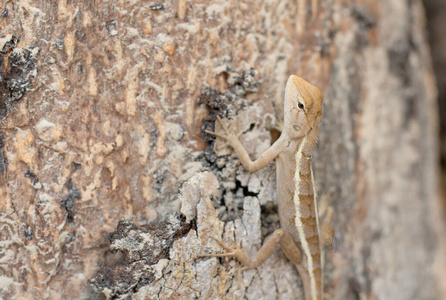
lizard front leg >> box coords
[206,116,286,173]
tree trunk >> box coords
[424,0,446,225]
[0,0,444,299]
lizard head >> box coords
[283,75,323,140]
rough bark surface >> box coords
[424,0,446,216]
[0,0,444,299]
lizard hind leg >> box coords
[198,236,254,287]
[200,228,303,272]
[199,236,257,270]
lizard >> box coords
[203,75,333,300]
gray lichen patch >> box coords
[90,213,193,298]
[24,170,41,190]
[0,35,19,54]
[60,179,81,222]
[0,35,39,121]
[0,134,7,178]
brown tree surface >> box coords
[0,0,444,299]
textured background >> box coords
[0,0,444,299]
[424,0,446,214]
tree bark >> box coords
[0,0,444,299]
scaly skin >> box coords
[204,75,328,300]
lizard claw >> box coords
[198,236,248,287]
[216,143,230,151]
[205,117,244,154]
[205,116,241,141]
[198,237,240,258]
[211,236,241,254]
[273,120,284,133]
[218,116,243,138]
[237,266,248,286]
[216,116,231,135]
[205,129,227,140]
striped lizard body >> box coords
[292,137,322,300]
[203,75,329,300]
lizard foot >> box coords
[205,116,243,150]
[273,120,284,133]
[199,236,243,258]
[199,237,249,287]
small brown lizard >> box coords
[204,75,333,300]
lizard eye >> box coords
[298,102,304,109]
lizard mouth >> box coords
[293,125,301,132]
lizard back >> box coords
[276,137,322,300]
